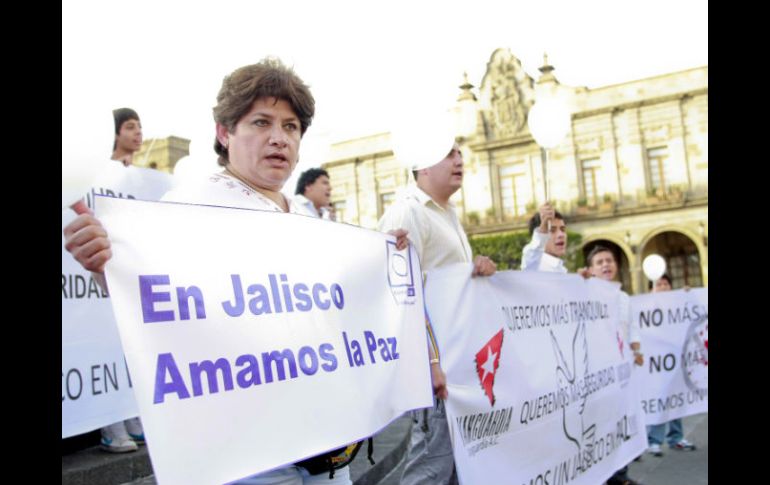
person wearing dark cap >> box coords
[94,107,147,452]
[112,107,143,166]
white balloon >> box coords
[390,110,457,171]
[642,254,667,281]
[527,98,570,149]
[173,140,219,187]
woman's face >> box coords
[218,97,301,191]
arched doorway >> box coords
[641,231,703,290]
[582,240,632,293]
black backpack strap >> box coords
[367,437,375,465]
[421,408,429,432]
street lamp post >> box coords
[527,55,571,211]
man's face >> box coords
[589,250,618,281]
[304,175,331,209]
[653,278,672,292]
[115,118,142,153]
[424,143,464,193]
[545,218,567,257]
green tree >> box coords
[469,230,584,271]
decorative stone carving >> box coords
[479,49,535,139]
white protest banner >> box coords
[97,197,433,485]
[424,266,647,485]
[631,288,708,425]
[62,164,173,438]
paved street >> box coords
[66,412,706,485]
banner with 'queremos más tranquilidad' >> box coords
[425,266,647,485]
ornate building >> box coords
[322,48,708,294]
[132,136,190,173]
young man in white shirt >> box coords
[586,245,644,485]
[521,202,568,273]
[99,107,146,453]
[293,168,334,219]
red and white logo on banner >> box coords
[475,329,504,406]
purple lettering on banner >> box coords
[268,274,284,313]
[154,353,191,404]
[293,283,312,311]
[312,283,331,310]
[222,274,246,316]
[176,286,206,320]
[298,346,319,375]
[330,284,344,309]
[364,331,378,364]
[189,359,234,396]
[319,343,338,371]
[139,275,175,323]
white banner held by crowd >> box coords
[98,197,433,485]
[632,288,708,425]
[62,164,173,438]
[424,266,647,485]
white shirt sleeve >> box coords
[378,201,425,264]
[521,231,549,271]
[619,291,640,345]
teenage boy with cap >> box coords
[378,115,496,485]
[98,108,147,452]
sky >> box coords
[62,0,707,194]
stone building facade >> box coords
[322,48,707,294]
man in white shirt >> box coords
[378,119,496,485]
[586,245,643,366]
[586,245,644,485]
[521,202,568,273]
[293,168,334,219]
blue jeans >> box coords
[400,400,458,485]
[647,418,683,446]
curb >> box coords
[62,446,152,485]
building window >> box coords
[581,158,601,205]
[667,253,703,288]
[379,192,396,217]
[332,200,346,223]
[500,163,529,218]
[647,146,670,195]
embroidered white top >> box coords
[162,172,301,215]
